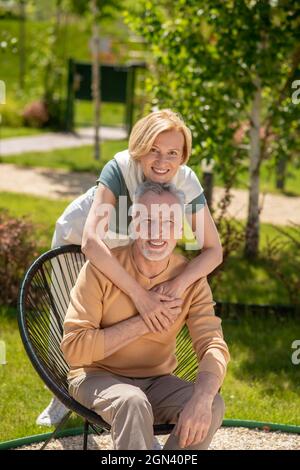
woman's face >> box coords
[139,129,185,183]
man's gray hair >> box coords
[133,181,185,209]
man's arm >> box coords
[61,261,182,367]
[174,370,221,448]
[194,370,221,400]
[61,261,150,367]
[103,314,149,358]
[174,277,230,448]
[185,277,230,384]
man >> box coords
[61,181,230,450]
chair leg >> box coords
[40,410,72,450]
[83,420,89,450]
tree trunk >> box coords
[201,158,215,211]
[245,77,262,259]
[91,0,101,161]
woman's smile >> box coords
[151,167,170,175]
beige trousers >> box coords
[69,370,225,451]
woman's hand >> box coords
[133,288,183,333]
[151,277,188,299]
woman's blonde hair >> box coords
[128,109,192,164]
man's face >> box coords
[132,191,183,261]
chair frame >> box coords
[18,244,198,450]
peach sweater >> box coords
[61,244,230,383]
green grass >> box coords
[0,192,69,251]
[75,101,125,128]
[0,101,125,137]
[0,307,83,442]
[0,307,299,443]
[213,255,290,305]
[212,158,300,197]
[0,126,45,138]
[210,221,298,306]
[0,140,127,172]
[221,314,300,424]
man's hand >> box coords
[134,288,183,333]
[174,394,213,448]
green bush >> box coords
[0,209,38,307]
[0,98,23,127]
[22,100,49,128]
[263,223,300,307]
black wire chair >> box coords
[18,244,198,450]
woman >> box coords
[37,109,222,430]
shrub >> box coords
[263,223,300,307]
[0,98,23,127]
[0,209,38,307]
[22,100,49,128]
[45,97,67,130]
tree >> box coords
[69,0,122,20]
[125,0,300,258]
[69,0,123,159]
[18,0,26,90]
[42,0,71,129]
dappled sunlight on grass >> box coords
[0,140,127,173]
[222,315,300,424]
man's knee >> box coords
[117,389,154,418]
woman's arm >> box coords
[182,204,223,282]
[82,183,139,299]
[81,183,179,332]
[152,205,223,296]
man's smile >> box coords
[146,240,167,249]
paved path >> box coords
[0,163,96,200]
[213,187,300,226]
[0,126,127,156]
[0,163,299,226]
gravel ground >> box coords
[15,427,300,450]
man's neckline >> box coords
[128,243,172,284]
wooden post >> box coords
[201,158,215,211]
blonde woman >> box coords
[37,109,222,433]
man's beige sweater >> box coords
[61,244,230,383]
